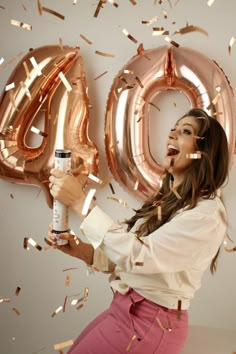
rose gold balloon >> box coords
[0,45,99,208]
[105,45,235,200]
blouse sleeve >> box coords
[80,200,227,274]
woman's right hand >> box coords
[47,224,94,265]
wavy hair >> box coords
[125,108,229,273]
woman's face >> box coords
[163,115,200,185]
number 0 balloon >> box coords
[0,45,99,208]
[105,45,235,200]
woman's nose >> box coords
[169,129,177,140]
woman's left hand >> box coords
[49,169,88,214]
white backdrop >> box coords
[0,1,236,353]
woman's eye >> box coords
[170,128,176,132]
[182,128,192,135]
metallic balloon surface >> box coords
[105,45,235,200]
[0,45,99,208]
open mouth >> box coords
[167,144,179,157]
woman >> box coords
[49,108,229,354]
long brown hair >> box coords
[125,108,229,273]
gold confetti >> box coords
[88,174,102,184]
[142,16,158,26]
[80,34,92,45]
[62,267,79,272]
[174,25,208,37]
[25,237,42,251]
[15,287,21,296]
[135,236,148,247]
[171,187,182,200]
[156,315,172,332]
[0,57,4,65]
[54,340,74,350]
[212,86,221,105]
[0,298,10,303]
[107,197,129,208]
[95,50,115,58]
[82,189,96,216]
[30,126,47,138]
[63,295,68,312]
[129,0,137,4]
[126,334,137,351]
[228,36,235,55]
[122,29,138,43]
[11,19,32,30]
[58,72,72,92]
[186,151,201,159]
[223,236,236,252]
[44,237,53,247]
[37,0,43,15]
[94,71,108,80]
[135,76,143,88]
[165,36,180,47]
[152,27,169,36]
[94,1,105,17]
[107,0,119,7]
[157,205,162,221]
[30,57,42,76]
[73,0,78,3]
[23,237,29,250]
[5,82,15,91]
[65,276,70,287]
[177,299,182,320]
[23,61,31,79]
[42,6,65,20]
[207,0,215,6]
[134,180,139,190]
[12,308,20,316]
[51,305,63,318]
[135,262,144,266]
[163,10,168,19]
[148,102,160,111]
[20,81,31,99]
[108,182,115,194]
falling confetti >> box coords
[94,71,108,80]
[122,29,138,43]
[51,305,63,318]
[228,36,235,55]
[11,19,32,30]
[174,25,208,37]
[54,340,74,350]
[15,287,21,296]
[58,72,72,92]
[95,50,115,58]
[5,82,15,91]
[82,189,96,216]
[30,57,42,76]
[80,34,93,45]
[207,0,215,6]
[107,197,129,208]
[165,36,180,47]
[41,7,65,20]
[30,126,47,138]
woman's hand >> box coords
[48,226,94,265]
[49,169,91,216]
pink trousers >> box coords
[68,289,188,354]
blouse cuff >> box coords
[80,206,114,249]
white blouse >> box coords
[80,196,227,310]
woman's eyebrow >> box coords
[175,122,194,129]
